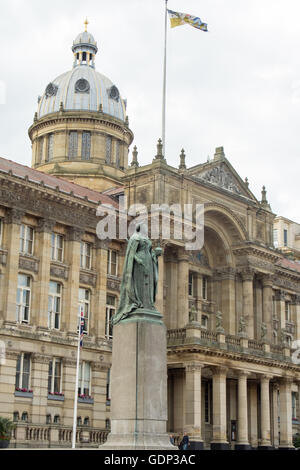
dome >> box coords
[36,23,126,122]
[37,66,126,121]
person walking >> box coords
[180,432,190,450]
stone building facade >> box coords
[0,25,299,449]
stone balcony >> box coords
[9,423,109,448]
[167,325,293,362]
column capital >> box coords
[36,218,56,233]
[216,267,236,281]
[278,376,294,386]
[66,226,85,242]
[262,274,274,288]
[260,373,273,382]
[236,369,251,378]
[95,238,111,250]
[185,362,204,373]
[31,353,52,364]
[4,208,25,225]
[240,267,255,282]
[274,289,285,301]
[212,365,228,377]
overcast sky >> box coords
[0,0,299,222]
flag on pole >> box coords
[79,307,84,349]
[167,9,208,32]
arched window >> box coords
[77,417,82,426]
[21,412,28,422]
[13,412,19,422]
[84,417,90,426]
[68,131,78,159]
[53,415,60,424]
[81,132,91,160]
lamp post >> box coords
[72,303,84,449]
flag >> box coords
[79,307,84,349]
[167,9,208,32]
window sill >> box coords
[14,391,33,398]
[78,396,94,404]
[47,393,64,402]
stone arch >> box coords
[204,202,248,242]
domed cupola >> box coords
[28,20,134,193]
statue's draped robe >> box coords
[111,232,159,325]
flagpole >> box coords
[72,306,83,449]
[162,0,168,156]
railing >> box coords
[225,335,241,346]
[200,329,217,342]
[10,423,109,448]
[167,329,186,343]
[248,340,264,351]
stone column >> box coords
[65,228,83,336]
[165,247,178,329]
[220,268,236,335]
[278,378,294,449]
[272,383,279,448]
[262,275,273,343]
[94,240,109,340]
[31,354,50,424]
[0,350,19,419]
[255,279,263,339]
[249,381,258,448]
[62,357,77,427]
[241,268,255,338]
[211,366,229,450]
[184,362,203,449]
[177,250,189,328]
[35,219,55,331]
[92,362,110,429]
[172,369,185,434]
[2,209,24,325]
[292,295,300,341]
[154,242,166,317]
[259,374,272,449]
[236,371,251,450]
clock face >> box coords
[45,83,58,98]
[108,85,120,102]
[75,78,90,93]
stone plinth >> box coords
[100,310,175,450]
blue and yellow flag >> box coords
[167,9,208,32]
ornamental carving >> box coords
[107,277,121,292]
[19,256,39,274]
[79,270,97,287]
[194,164,242,195]
[50,263,69,280]
[188,249,209,267]
[0,250,7,265]
[75,78,90,94]
[45,82,58,98]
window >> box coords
[20,224,34,255]
[46,414,52,424]
[106,136,112,164]
[82,132,91,160]
[15,353,31,390]
[285,301,291,322]
[53,415,60,424]
[272,296,276,318]
[292,392,297,420]
[107,250,118,276]
[273,229,278,248]
[283,229,288,247]
[105,296,116,339]
[80,242,92,269]
[84,417,90,426]
[48,282,61,330]
[78,288,90,334]
[78,362,91,396]
[48,358,62,394]
[115,141,120,168]
[51,233,64,262]
[38,137,44,163]
[188,272,194,297]
[68,131,78,159]
[201,315,208,329]
[47,133,54,161]
[105,419,111,430]
[77,417,82,426]
[202,276,208,300]
[13,412,19,422]
[106,368,111,404]
[16,274,31,323]
[21,412,28,422]
[204,381,212,424]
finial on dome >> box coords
[84,18,89,32]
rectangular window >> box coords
[82,132,91,160]
[202,276,208,300]
[204,381,212,424]
[78,361,91,396]
[283,229,288,247]
[201,315,208,329]
[285,301,291,322]
[107,250,118,276]
[48,358,62,394]
[68,131,78,159]
[15,353,31,390]
[16,274,31,323]
[47,133,54,161]
[272,296,276,318]
[292,392,297,420]
[48,282,62,330]
[19,224,34,255]
[78,288,90,334]
[188,272,194,297]
[106,136,112,164]
[80,242,92,269]
[106,368,111,404]
[51,233,64,262]
[273,229,278,248]
[115,141,120,168]
[105,295,116,339]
